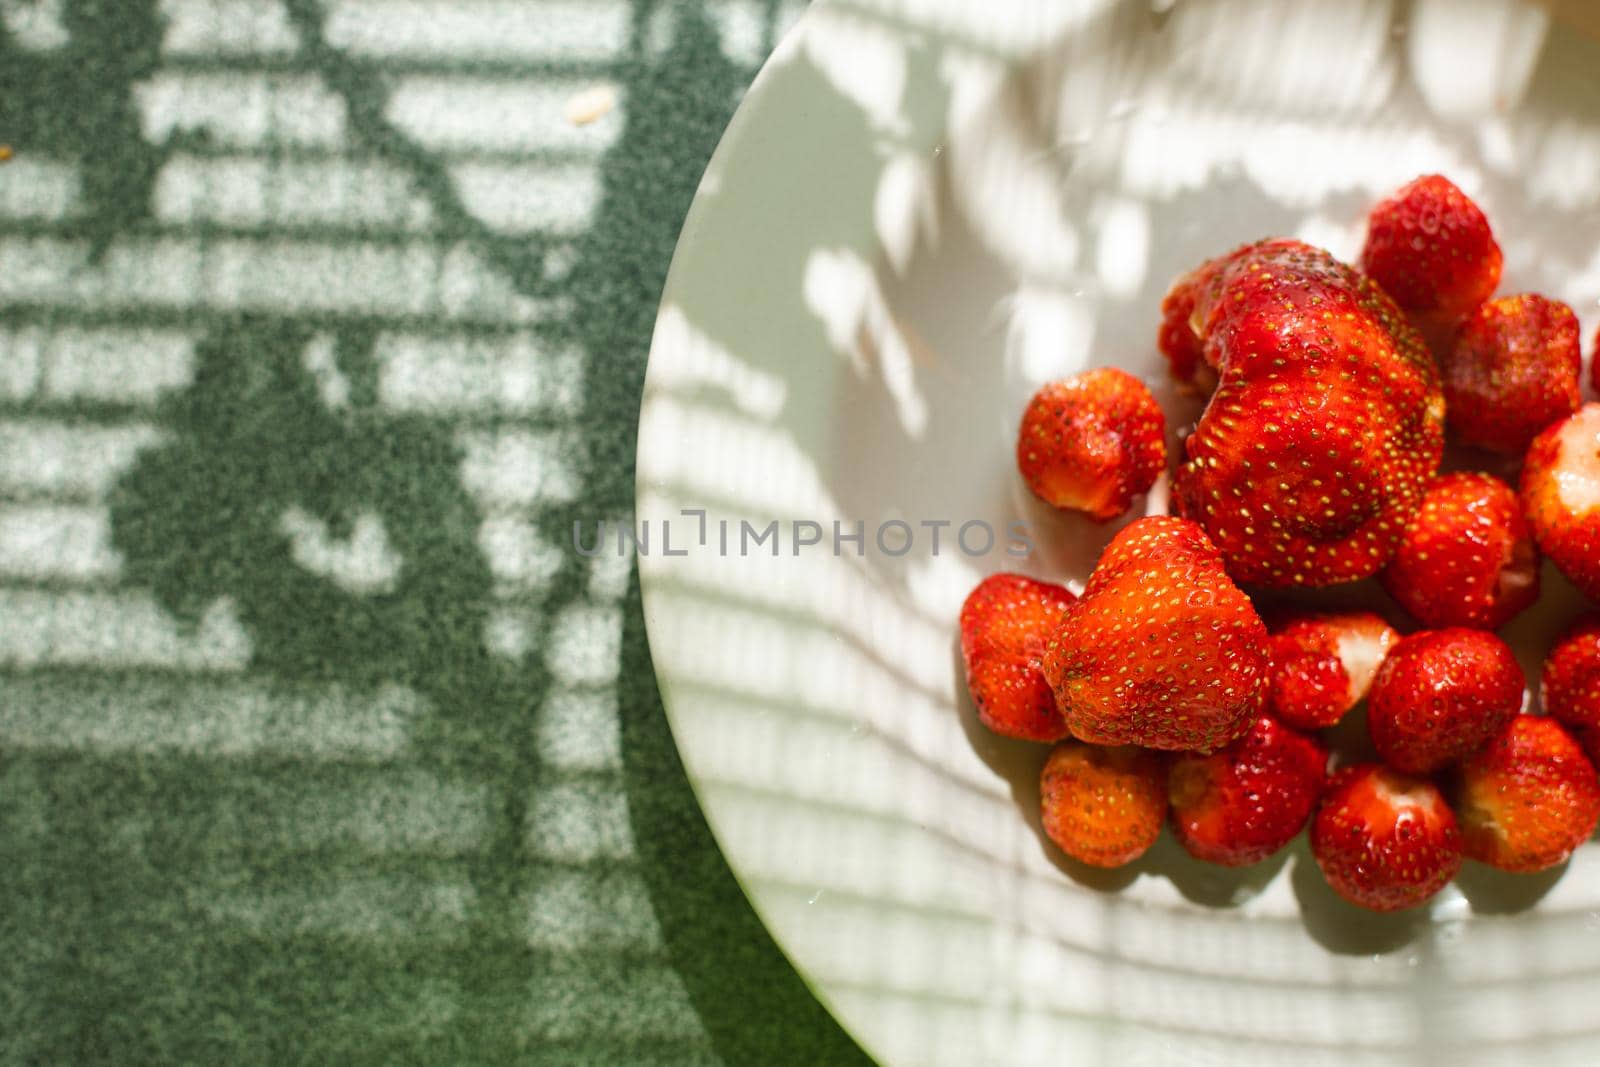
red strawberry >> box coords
[1311,763,1463,912]
[1042,516,1269,752]
[1541,614,1600,732]
[1039,741,1167,868]
[1266,611,1399,730]
[960,573,1078,742]
[1442,294,1581,455]
[1168,714,1327,866]
[1379,472,1540,630]
[1521,403,1600,602]
[1016,368,1167,522]
[1454,715,1600,873]
[1160,239,1444,587]
[1361,174,1503,337]
[1367,628,1524,774]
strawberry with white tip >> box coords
[1266,611,1399,731]
[1455,716,1600,873]
[1311,763,1463,912]
[1521,403,1600,603]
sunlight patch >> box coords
[279,506,403,595]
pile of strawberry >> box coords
[970,176,1600,912]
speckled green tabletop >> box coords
[0,1,870,1062]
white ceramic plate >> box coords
[637,1,1600,1063]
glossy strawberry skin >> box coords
[1311,763,1462,912]
[1454,716,1600,873]
[1544,614,1600,733]
[1168,714,1327,866]
[1367,628,1525,774]
[1267,611,1399,730]
[1361,174,1503,335]
[1521,404,1600,603]
[1016,368,1167,523]
[1379,472,1540,630]
[1442,295,1581,455]
[1040,741,1167,868]
[1161,239,1444,587]
[1042,516,1269,753]
[960,573,1078,742]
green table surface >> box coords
[0,1,872,1062]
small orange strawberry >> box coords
[1016,368,1167,522]
[1040,741,1167,868]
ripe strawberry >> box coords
[1160,239,1444,587]
[959,573,1077,742]
[1521,403,1600,602]
[1367,628,1524,774]
[1361,174,1503,336]
[1266,611,1399,730]
[1039,741,1167,868]
[1379,472,1540,630]
[1042,516,1269,752]
[1454,715,1600,873]
[1311,763,1462,912]
[1541,614,1600,732]
[1016,368,1166,522]
[1442,294,1581,455]
[1168,714,1327,866]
